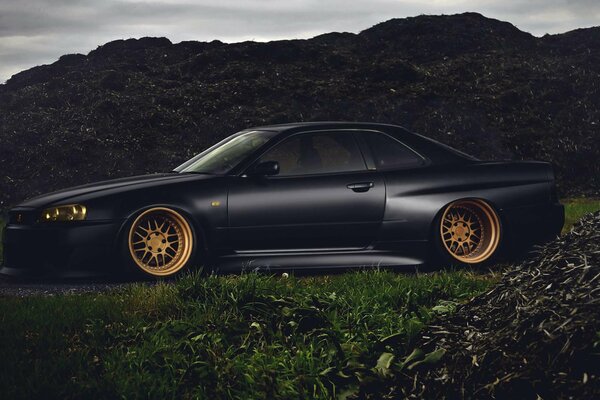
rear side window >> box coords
[364,132,424,170]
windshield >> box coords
[175,130,277,174]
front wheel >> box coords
[436,199,501,266]
[127,207,195,278]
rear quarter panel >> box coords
[379,161,552,242]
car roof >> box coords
[247,121,478,164]
[250,121,403,132]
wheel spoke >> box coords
[128,208,193,276]
[440,201,500,263]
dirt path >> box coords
[0,276,131,297]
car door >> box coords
[227,130,385,251]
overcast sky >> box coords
[1,0,599,83]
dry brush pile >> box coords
[1,12,599,208]
[367,211,600,399]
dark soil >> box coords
[0,12,599,207]
[372,211,600,399]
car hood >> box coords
[17,173,213,209]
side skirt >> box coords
[212,249,427,274]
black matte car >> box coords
[1,122,564,278]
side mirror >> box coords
[249,160,280,176]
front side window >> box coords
[257,132,367,176]
[364,132,424,170]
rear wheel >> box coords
[127,207,194,278]
[438,199,501,265]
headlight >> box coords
[41,204,87,222]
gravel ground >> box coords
[0,276,133,297]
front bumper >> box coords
[1,220,124,278]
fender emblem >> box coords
[211,201,221,207]
[16,213,23,223]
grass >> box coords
[0,271,492,399]
[562,198,600,233]
[0,197,598,398]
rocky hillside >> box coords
[1,12,599,207]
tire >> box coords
[434,199,502,267]
[125,207,196,278]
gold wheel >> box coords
[440,199,500,264]
[128,207,194,277]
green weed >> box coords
[0,270,490,399]
[563,198,600,233]
[0,197,598,398]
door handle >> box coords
[346,182,374,192]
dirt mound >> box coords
[0,12,599,208]
[360,13,536,58]
[382,211,600,399]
